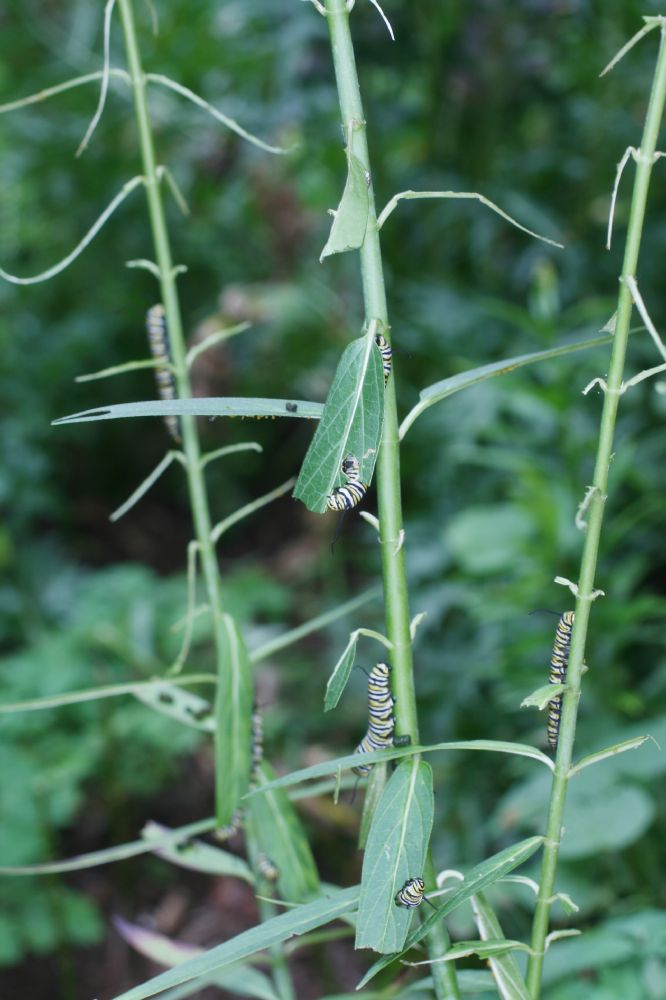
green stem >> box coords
[323,3,459,997]
[117,0,232,824]
[526,26,666,998]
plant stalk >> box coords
[117,0,250,828]
[323,2,458,996]
[526,25,666,997]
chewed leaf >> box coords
[356,760,434,953]
[320,154,369,260]
[294,336,385,513]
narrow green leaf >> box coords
[470,892,531,1000]
[247,763,321,902]
[439,938,530,961]
[358,762,387,850]
[0,674,216,714]
[108,886,360,1000]
[52,396,323,426]
[247,740,554,799]
[0,817,216,875]
[356,760,434,953]
[399,332,616,438]
[294,336,385,513]
[324,632,359,711]
[250,586,381,664]
[114,918,278,1000]
[215,614,253,827]
[569,735,652,776]
[75,357,160,382]
[520,684,565,710]
[320,153,369,260]
[142,821,254,883]
[357,837,544,989]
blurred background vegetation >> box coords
[1,1,666,997]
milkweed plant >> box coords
[1,4,664,999]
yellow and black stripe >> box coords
[547,611,574,751]
[375,333,392,385]
[395,877,426,908]
[146,304,180,443]
[352,662,395,777]
[326,454,368,512]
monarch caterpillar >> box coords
[395,876,436,910]
[326,453,368,512]
[257,852,279,882]
[547,611,574,751]
[214,810,242,842]
[251,705,263,787]
[146,304,181,443]
[352,662,395,777]
[375,332,392,385]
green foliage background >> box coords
[1,1,666,997]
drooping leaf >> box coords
[324,632,359,711]
[294,336,385,513]
[247,739,554,799]
[358,837,544,988]
[247,763,321,902]
[320,153,370,260]
[114,918,278,1000]
[215,614,253,828]
[53,396,323,425]
[399,331,618,438]
[356,760,434,952]
[109,886,360,1000]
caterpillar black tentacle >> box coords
[547,611,574,752]
[146,304,181,443]
[326,453,368,512]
